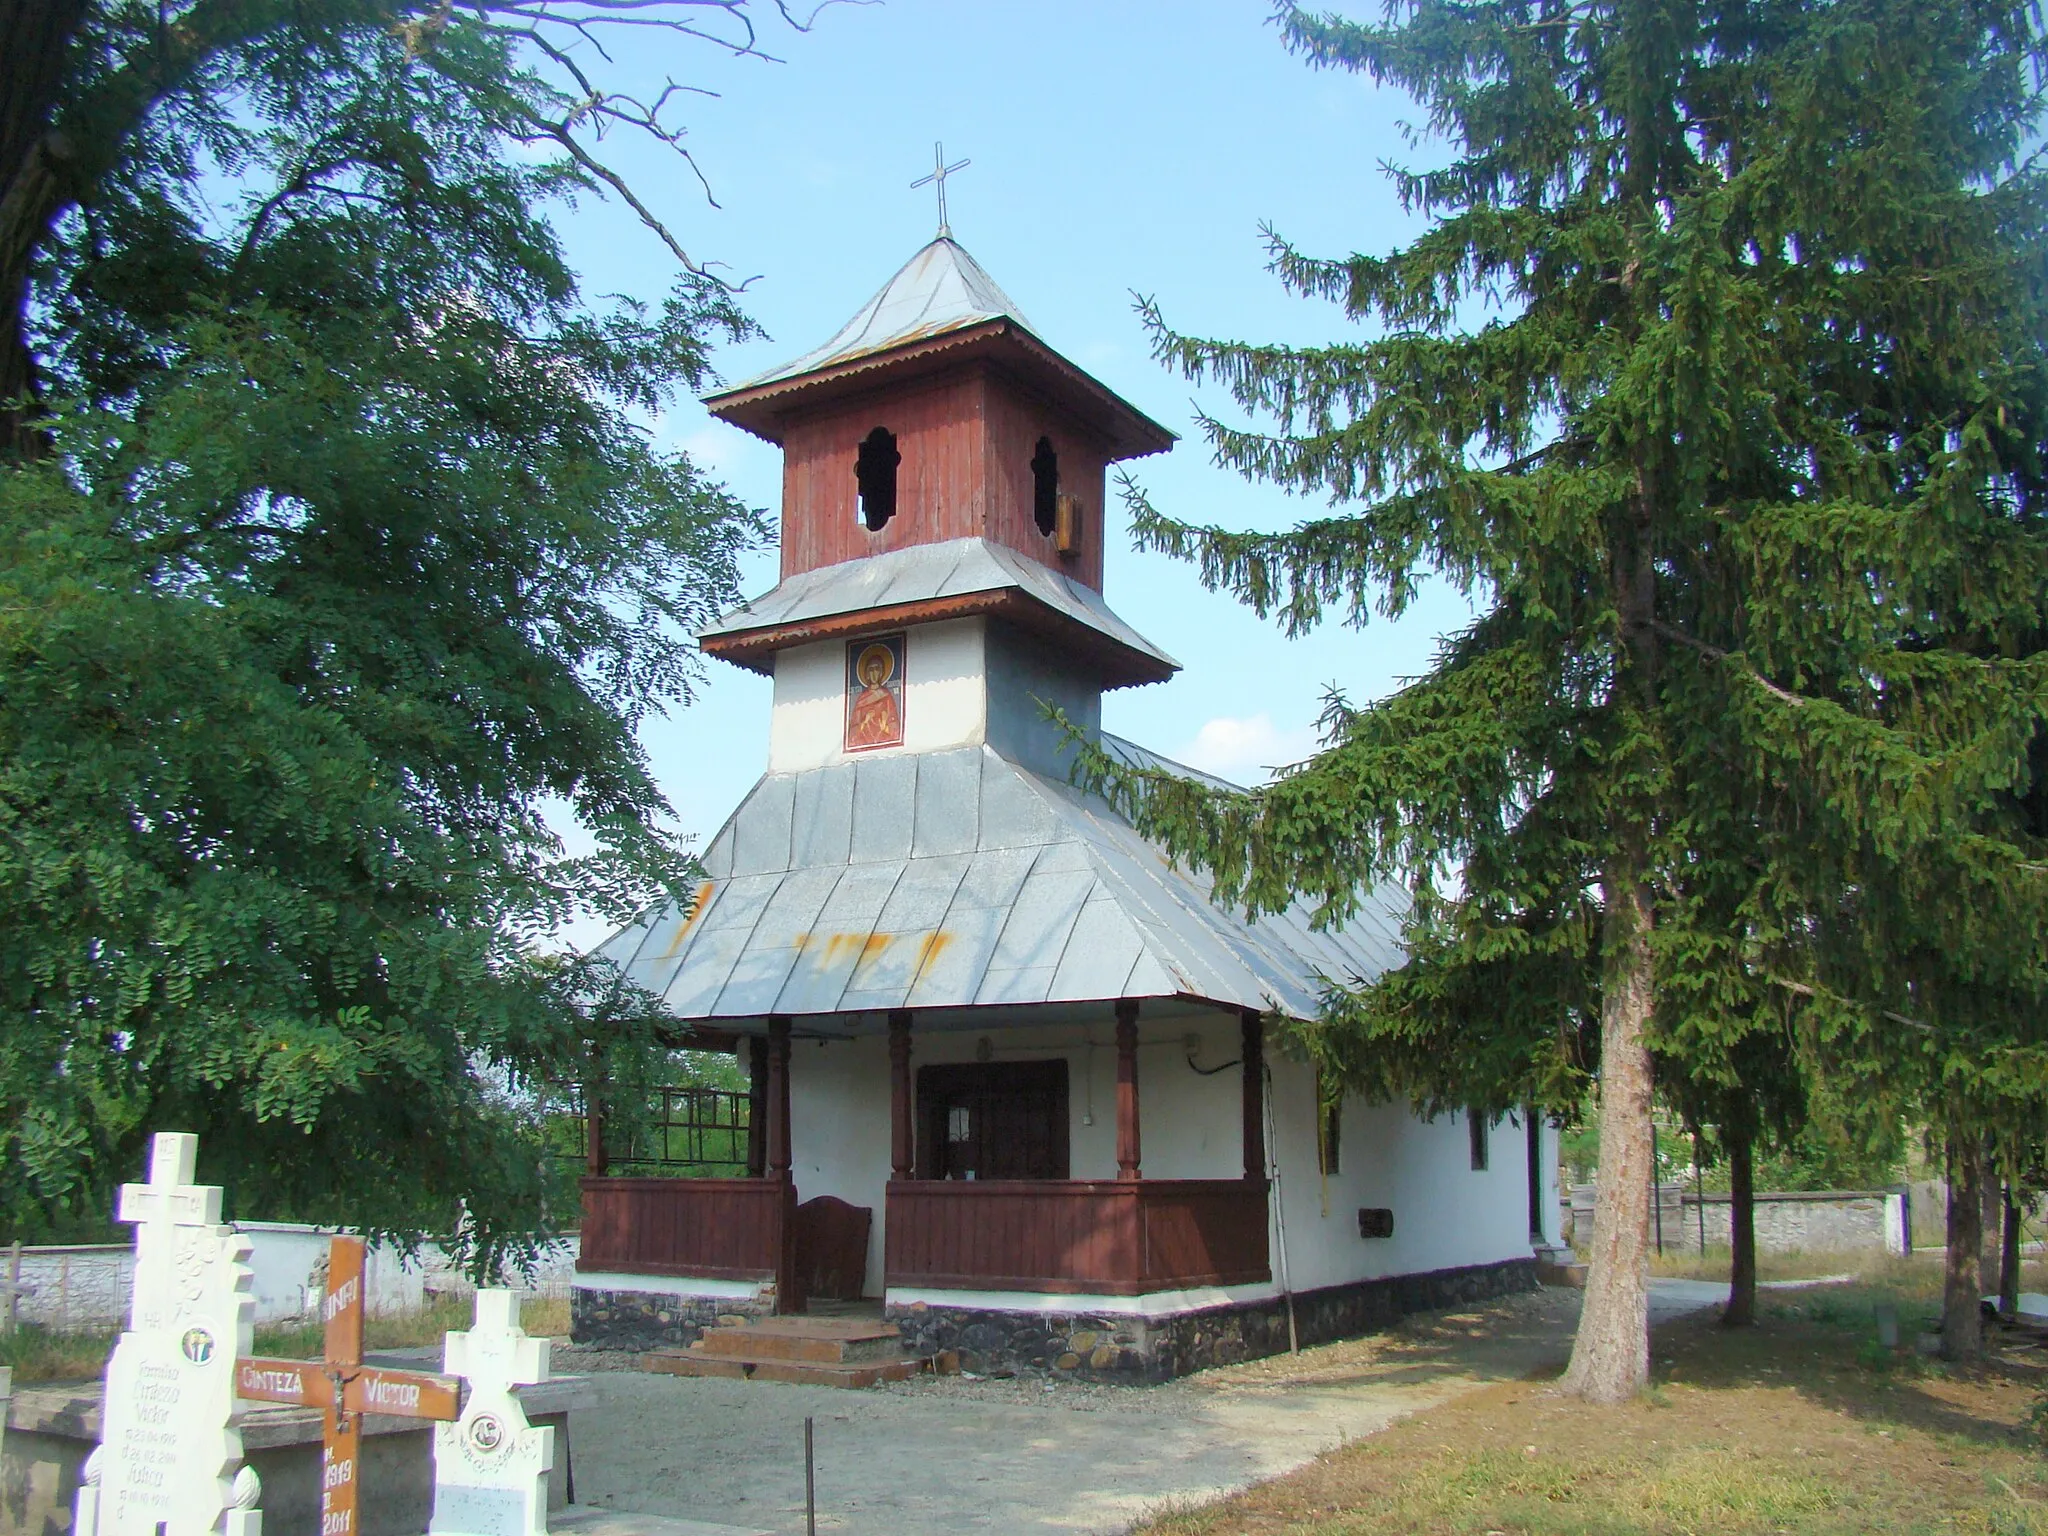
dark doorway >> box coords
[915,1060,1069,1180]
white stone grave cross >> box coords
[430,1290,555,1535]
[75,1131,262,1536]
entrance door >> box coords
[915,1060,1069,1180]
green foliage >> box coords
[0,2,771,1260]
[1082,0,2048,1155]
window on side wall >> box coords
[1469,1110,1490,1171]
[1317,1078,1342,1177]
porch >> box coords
[574,1005,1274,1306]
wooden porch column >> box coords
[583,1043,609,1178]
[766,1016,793,1178]
[746,1035,769,1178]
[1240,1010,1265,1181]
[888,1010,914,1180]
[766,1014,801,1312]
[1115,999,1141,1180]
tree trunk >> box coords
[1998,1182,2021,1323]
[1560,863,1654,1402]
[1722,1121,1757,1327]
[1941,1121,1984,1360]
[0,0,89,457]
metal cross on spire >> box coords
[911,141,970,239]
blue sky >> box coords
[551,0,1475,859]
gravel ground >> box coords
[551,1283,1727,1536]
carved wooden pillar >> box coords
[888,1010,914,1181]
[746,1035,769,1178]
[766,1016,793,1178]
[1240,1009,1265,1182]
[583,1042,609,1178]
[1115,999,1141,1180]
[766,1015,800,1313]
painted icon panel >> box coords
[845,632,906,752]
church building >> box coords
[570,231,1563,1380]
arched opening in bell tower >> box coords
[856,427,901,531]
[1031,436,1059,537]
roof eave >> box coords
[703,321,1177,461]
[699,587,1179,689]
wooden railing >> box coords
[884,1179,1269,1295]
[578,1177,787,1281]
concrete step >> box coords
[642,1347,927,1388]
[690,1316,905,1365]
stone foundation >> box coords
[886,1257,1537,1384]
[571,1285,772,1351]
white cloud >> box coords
[1173,713,1320,786]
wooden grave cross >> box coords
[235,1236,460,1536]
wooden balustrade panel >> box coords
[579,1177,782,1280]
[885,1180,1270,1295]
[886,1181,1139,1293]
[1138,1181,1271,1289]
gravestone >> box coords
[431,1291,554,1536]
[236,1233,461,1536]
[74,1131,262,1535]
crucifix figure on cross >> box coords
[910,141,970,239]
[236,1236,460,1536]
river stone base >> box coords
[885,1257,1538,1383]
[572,1286,772,1351]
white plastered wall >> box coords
[769,618,987,772]
[1263,1059,1537,1292]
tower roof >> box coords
[735,237,1031,390]
[704,238,1174,460]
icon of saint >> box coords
[845,641,902,750]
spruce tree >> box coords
[1093,0,2048,1398]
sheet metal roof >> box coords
[731,238,1029,393]
[595,740,1404,1029]
[697,538,1180,678]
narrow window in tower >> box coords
[1031,436,1059,536]
[856,427,900,531]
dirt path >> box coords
[560,1283,1726,1535]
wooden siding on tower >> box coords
[776,364,1109,592]
[980,381,1108,591]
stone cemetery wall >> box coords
[1563,1185,1910,1255]
[5,1227,578,1331]
[1676,1191,1903,1253]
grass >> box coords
[1134,1261,2048,1536]
[0,1291,571,1386]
